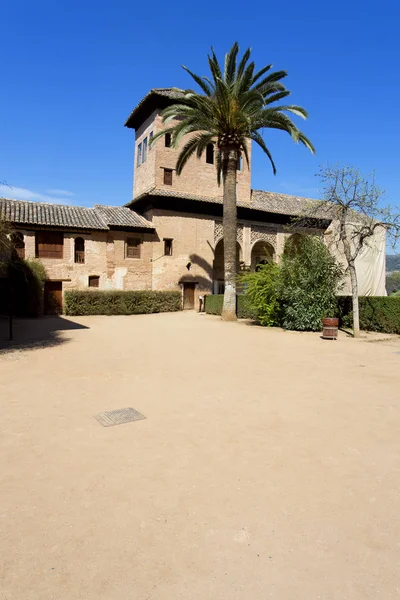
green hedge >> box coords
[206,294,400,334]
[204,294,257,319]
[64,290,182,316]
[337,296,400,334]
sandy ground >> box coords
[1,311,400,600]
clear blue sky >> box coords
[1,0,399,210]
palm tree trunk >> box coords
[221,149,238,321]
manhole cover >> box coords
[94,407,146,427]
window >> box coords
[11,232,25,260]
[237,154,242,171]
[142,137,148,163]
[163,168,173,185]
[137,142,142,166]
[36,231,63,259]
[165,133,171,148]
[126,237,141,259]
[206,143,214,164]
[164,238,173,256]
[74,237,85,263]
[149,131,153,148]
[88,276,100,288]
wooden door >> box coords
[44,281,63,315]
[183,283,195,310]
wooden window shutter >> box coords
[126,238,141,259]
[164,169,173,185]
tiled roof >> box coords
[94,205,153,228]
[124,88,185,128]
[0,198,154,231]
[128,187,331,219]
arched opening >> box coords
[251,240,275,271]
[74,237,85,263]
[11,232,25,260]
[284,233,305,257]
[206,143,214,165]
[212,239,242,294]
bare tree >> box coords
[316,165,400,337]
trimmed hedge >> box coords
[204,294,257,320]
[206,293,400,334]
[64,290,182,316]
[337,296,400,334]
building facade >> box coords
[0,88,386,313]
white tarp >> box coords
[326,221,387,296]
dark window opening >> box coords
[126,237,141,259]
[142,137,148,162]
[74,237,85,263]
[237,154,242,171]
[137,142,142,166]
[149,131,154,147]
[165,133,172,148]
[88,275,100,288]
[206,143,214,164]
[11,232,25,260]
[35,231,63,259]
[164,238,173,256]
[163,168,173,185]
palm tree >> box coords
[152,42,315,321]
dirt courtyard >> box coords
[1,311,400,599]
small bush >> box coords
[238,263,281,326]
[64,290,182,316]
[204,294,223,315]
[337,296,400,334]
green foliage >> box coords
[279,236,344,331]
[64,290,182,316]
[204,294,256,319]
[238,263,281,326]
[152,42,314,178]
[8,258,46,317]
[386,271,400,295]
[337,296,400,334]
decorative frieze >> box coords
[214,221,244,244]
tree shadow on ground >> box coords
[0,316,89,354]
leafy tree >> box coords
[317,165,400,337]
[280,236,344,331]
[152,42,314,320]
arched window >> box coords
[206,143,214,164]
[74,237,85,263]
[11,232,25,260]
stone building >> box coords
[0,88,386,313]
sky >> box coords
[1,0,399,214]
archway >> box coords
[212,239,242,294]
[284,233,306,257]
[251,240,274,271]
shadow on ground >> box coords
[0,316,89,353]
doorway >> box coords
[44,281,63,315]
[182,283,196,310]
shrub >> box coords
[238,263,281,326]
[337,296,400,334]
[204,294,257,319]
[7,258,46,317]
[64,290,182,316]
[280,236,344,331]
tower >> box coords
[124,88,251,203]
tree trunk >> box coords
[348,260,360,338]
[221,149,238,321]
